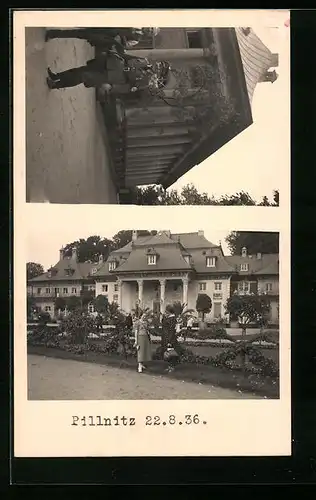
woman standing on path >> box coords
[133,311,152,373]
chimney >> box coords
[72,247,78,260]
[132,230,138,241]
[257,252,262,260]
[270,53,279,68]
[198,230,204,237]
[59,246,64,260]
[241,246,247,257]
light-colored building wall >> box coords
[258,277,279,296]
[95,281,121,303]
[31,282,83,298]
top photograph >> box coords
[25,26,287,205]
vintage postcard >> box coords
[13,9,291,458]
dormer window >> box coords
[148,254,157,266]
[65,268,75,276]
[206,256,216,267]
[109,261,117,272]
[184,255,190,265]
[240,263,249,272]
[91,267,97,275]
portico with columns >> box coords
[116,272,192,314]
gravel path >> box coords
[28,354,261,400]
[25,27,117,204]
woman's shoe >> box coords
[46,77,62,89]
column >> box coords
[182,277,189,305]
[159,279,166,313]
[117,279,122,308]
[137,279,144,306]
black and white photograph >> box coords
[14,9,291,459]
[25,24,285,206]
[27,223,280,401]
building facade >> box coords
[28,231,279,324]
[94,231,279,324]
[28,247,102,317]
[102,27,279,197]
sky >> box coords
[25,24,288,270]
[169,26,289,202]
[26,204,238,269]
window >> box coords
[54,287,60,296]
[214,282,222,291]
[240,263,249,272]
[45,288,51,294]
[71,287,77,294]
[91,268,97,275]
[37,288,41,295]
[114,284,119,292]
[44,306,51,312]
[265,283,273,293]
[213,302,222,318]
[184,255,190,264]
[63,287,68,294]
[206,256,216,267]
[199,282,206,291]
[102,284,108,293]
[238,281,250,293]
[109,261,116,271]
[113,294,118,302]
[148,255,157,265]
[88,303,95,314]
[187,30,203,48]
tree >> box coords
[27,295,38,319]
[111,230,157,249]
[65,295,82,312]
[61,309,95,344]
[93,294,109,316]
[225,231,279,255]
[63,235,113,263]
[196,293,212,323]
[130,184,278,207]
[27,262,44,280]
[225,294,271,336]
[80,289,95,307]
[54,297,66,312]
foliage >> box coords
[63,235,113,262]
[61,310,95,344]
[172,301,195,322]
[27,262,44,280]
[54,296,67,311]
[37,311,51,325]
[225,231,279,255]
[128,184,279,207]
[196,293,212,321]
[27,295,38,319]
[93,294,109,315]
[66,295,82,312]
[225,294,271,335]
[81,289,95,306]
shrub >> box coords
[61,310,95,344]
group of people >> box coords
[44,26,171,98]
[132,305,191,374]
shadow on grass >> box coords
[28,345,279,399]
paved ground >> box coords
[25,28,117,204]
[28,354,261,400]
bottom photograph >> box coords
[27,226,280,401]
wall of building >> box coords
[258,277,279,296]
[95,280,120,303]
[31,282,83,298]
[188,277,231,320]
